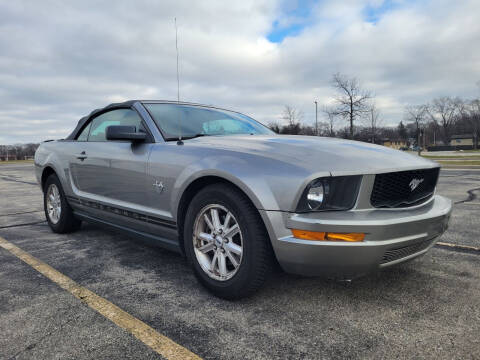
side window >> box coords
[87,109,145,142]
[76,122,91,141]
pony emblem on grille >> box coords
[409,178,424,191]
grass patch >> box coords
[435,160,480,166]
[421,155,480,160]
[0,160,34,165]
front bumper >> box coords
[261,195,452,278]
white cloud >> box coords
[0,0,479,143]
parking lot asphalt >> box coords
[1,163,479,359]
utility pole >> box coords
[314,101,318,136]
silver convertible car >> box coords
[35,100,452,299]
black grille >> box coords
[381,239,434,264]
[371,168,439,208]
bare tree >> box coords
[322,105,336,137]
[267,121,281,134]
[427,97,462,145]
[365,103,382,143]
[397,121,408,142]
[405,104,427,155]
[315,121,332,136]
[460,98,480,149]
[281,105,303,126]
[280,105,304,134]
[471,98,480,149]
[330,72,371,139]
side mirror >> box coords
[106,126,146,142]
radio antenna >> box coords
[175,17,180,103]
[175,17,183,145]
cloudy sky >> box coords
[1,0,479,144]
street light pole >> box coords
[314,101,318,136]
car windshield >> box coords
[144,103,274,140]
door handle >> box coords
[77,151,87,161]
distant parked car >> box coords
[399,146,409,151]
[35,100,452,299]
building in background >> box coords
[382,138,408,150]
[449,134,474,146]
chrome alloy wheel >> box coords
[193,204,243,281]
[46,183,62,224]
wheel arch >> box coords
[41,166,57,191]
[176,175,268,255]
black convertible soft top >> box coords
[65,99,244,140]
[66,100,139,140]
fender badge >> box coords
[153,180,165,193]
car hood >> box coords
[185,135,438,175]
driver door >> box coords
[69,108,153,231]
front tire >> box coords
[43,174,81,233]
[184,184,273,299]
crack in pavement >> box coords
[435,242,480,255]
[0,210,43,217]
[7,313,82,360]
[0,221,46,229]
[0,176,38,186]
[454,187,480,205]
[0,173,38,186]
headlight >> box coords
[306,179,328,210]
[296,175,362,212]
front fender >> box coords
[168,149,319,219]
[170,154,278,219]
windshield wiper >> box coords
[182,133,210,140]
[165,134,210,141]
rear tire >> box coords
[184,183,273,299]
[43,174,81,233]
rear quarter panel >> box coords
[34,141,83,195]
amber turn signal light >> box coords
[291,229,365,242]
[291,229,326,241]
